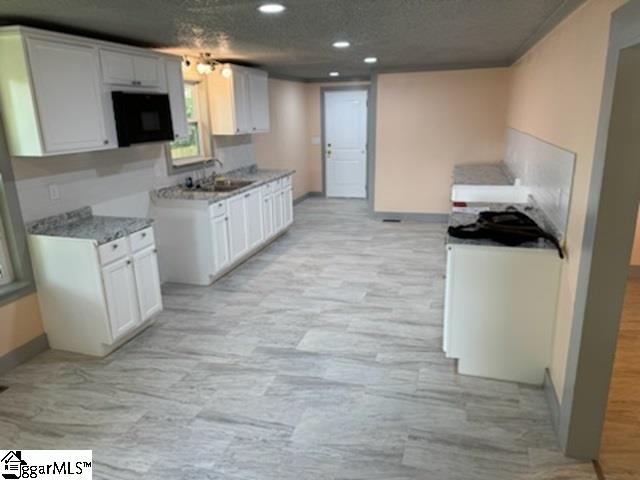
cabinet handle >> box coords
[236,128,240,133]
[112,244,118,250]
[153,248,157,254]
[141,232,147,238]
[126,260,132,265]
[225,216,229,221]
[244,193,250,198]
[253,127,257,131]
[103,139,109,145]
[218,202,223,207]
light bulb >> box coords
[196,62,212,75]
[221,66,232,78]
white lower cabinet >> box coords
[102,257,140,339]
[228,194,249,262]
[245,190,264,250]
[153,174,295,286]
[262,192,274,239]
[211,214,231,274]
[273,188,284,233]
[29,225,163,357]
[132,246,163,320]
[444,243,561,385]
[284,187,293,227]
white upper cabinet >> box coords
[0,26,187,157]
[100,49,162,87]
[249,70,270,133]
[0,29,112,156]
[207,64,270,135]
[165,57,190,140]
[27,37,110,154]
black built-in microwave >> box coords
[111,92,174,147]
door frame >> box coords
[556,0,640,460]
[320,85,374,199]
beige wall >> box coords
[506,0,626,402]
[374,68,510,213]
[0,293,43,357]
[254,78,311,199]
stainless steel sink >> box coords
[184,180,254,193]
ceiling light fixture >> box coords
[258,3,286,14]
[329,72,340,77]
[364,57,378,64]
[220,65,233,78]
[332,41,350,49]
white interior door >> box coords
[324,90,368,198]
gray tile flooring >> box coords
[0,198,595,479]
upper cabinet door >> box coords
[165,57,189,140]
[249,71,270,133]
[133,55,162,87]
[100,49,135,85]
[101,49,161,87]
[27,37,109,154]
[232,68,252,134]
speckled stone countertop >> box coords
[27,207,153,245]
[152,166,295,204]
[452,164,514,186]
[447,203,558,250]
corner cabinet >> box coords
[0,25,189,156]
[29,226,163,357]
[207,64,270,135]
[153,174,294,286]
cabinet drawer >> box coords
[273,179,283,191]
[262,182,273,195]
[209,200,227,218]
[283,175,292,187]
[129,227,155,252]
[98,237,129,265]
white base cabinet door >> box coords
[211,214,231,273]
[283,187,293,228]
[102,257,141,340]
[273,189,284,233]
[132,246,163,321]
[245,190,264,250]
[228,195,249,262]
[262,194,274,239]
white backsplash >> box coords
[12,135,256,222]
[504,128,576,239]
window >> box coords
[169,82,209,167]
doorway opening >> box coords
[322,88,369,199]
[557,6,640,469]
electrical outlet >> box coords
[49,184,60,200]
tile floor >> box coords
[0,198,596,479]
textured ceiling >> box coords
[0,0,585,81]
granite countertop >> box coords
[27,207,153,245]
[446,203,558,251]
[153,166,296,204]
[452,164,514,186]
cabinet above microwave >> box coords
[0,25,189,157]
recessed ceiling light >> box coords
[364,57,378,64]
[332,41,350,48]
[258,3,286,14]
[329,72,340,77]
